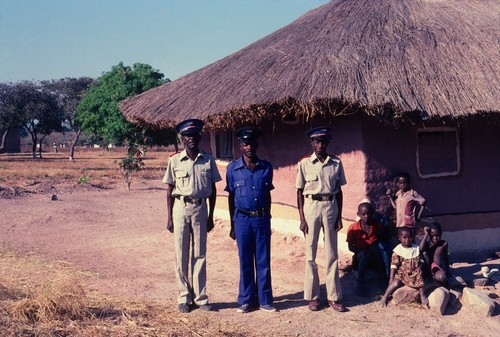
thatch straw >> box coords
[120,0,500,129]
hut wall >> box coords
[361,116,500,233]
[251,114,367,222]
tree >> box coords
[76,62,169,146]
[0,81,64,158]
[42,77,95,161]
[0,83,21,153]
[76,62,175,189]
[21,83,65,158]
[117,143,145,191]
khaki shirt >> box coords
[295,153,347,195]
[163,150,222,198]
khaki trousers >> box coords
[173,198,208,305]
[303,198,342,301]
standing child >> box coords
[380,226,428,308]
[386,172,426,229]
[419,222,450,285]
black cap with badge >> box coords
[305,126,332,141]
[175,119,204,135]
[236,126,262,143]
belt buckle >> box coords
[321,195,329,201]
[250,210,258,216]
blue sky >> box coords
[0,0,329,82]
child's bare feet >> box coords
[421,295,429,308]
[380,297,388,307]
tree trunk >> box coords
[69,129,82,162]
[31,133,37,159]
[38,135,47,159]
[0,129,9,154]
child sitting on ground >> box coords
[346,202,389,297]
[419,222,450,285]
[386,172,427,229]
[380,226,428,308]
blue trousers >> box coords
[234,213,273,306]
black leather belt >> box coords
[308,194,334,201]
[238,208,268,217]
[175,195,203,205]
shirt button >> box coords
[255,198,257,201]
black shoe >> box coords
[259,304,278,312]
[178,303,190,313]
[237,303,251,313]
[198,304,213,311]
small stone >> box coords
[51,194,58,201]
[472,278,490,287]
[392,286,419,305]
[463,287,495,317]
[428,286,450,314]
[448,289,462,307]
[448,275,467,289]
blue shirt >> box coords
[225,157,274,211]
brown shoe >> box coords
[308,299,320,311]
[327,300,346,312]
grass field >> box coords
[0,147,168,184]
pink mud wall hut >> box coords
[208,113,500,258]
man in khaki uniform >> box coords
[163,119,222,313]
[296,126,347,312]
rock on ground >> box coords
[462,287,495,317]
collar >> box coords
[393,244,420,259]
[234,156,264,170]
[179,149,206,161]
[310,152,335,164]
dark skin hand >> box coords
[207,182,217,233]
[166,184,175,233]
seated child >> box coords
[386,172,426,229]
[347,202,388,297]
[419,222,450,285]
[380,226,429,308]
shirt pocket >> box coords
[305,173,318,189]
[175,169,189,188]
[327,165,340,187]
[235,180,247,199]
[199,168,211,187]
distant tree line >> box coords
[0,62,177,161]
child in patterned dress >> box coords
[380,226,428,308]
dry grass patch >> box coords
[0,248,267,337]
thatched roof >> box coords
[120,0,500,129]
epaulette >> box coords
[227,159,238,167]
[298,154,311,162]
[169,151,179,158]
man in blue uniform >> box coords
[163,118,222,313]
[225,126,276,313]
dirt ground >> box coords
[1,178,499,337]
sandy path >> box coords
[1,180,498,336]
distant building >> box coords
[0,128,21,153]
